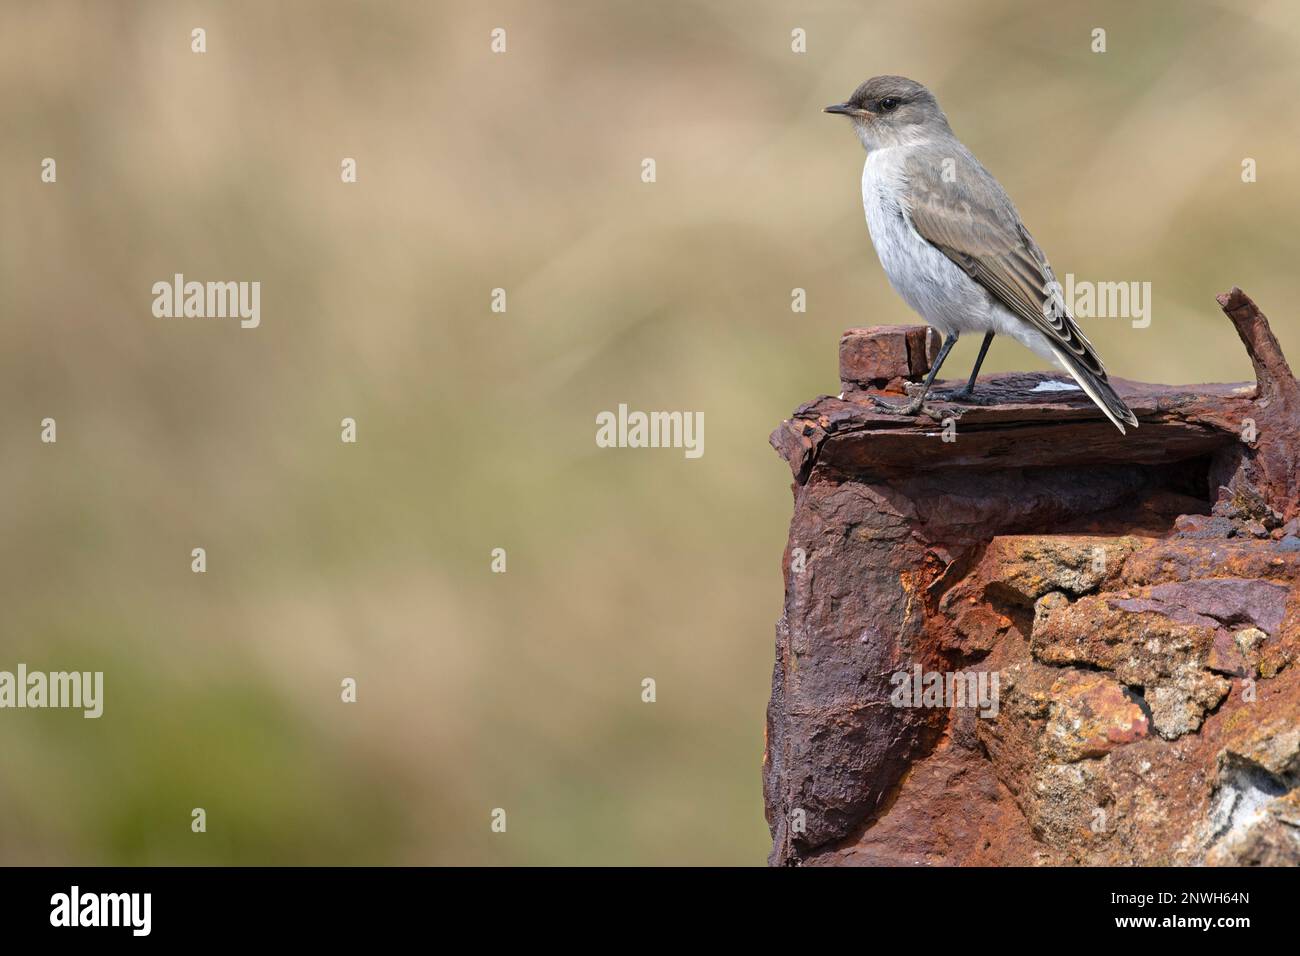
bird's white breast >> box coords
[860,149,992,339]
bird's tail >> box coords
[1047,343,1139,435]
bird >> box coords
[824,76,1138,434]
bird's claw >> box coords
[933,386,971,401]
[931,387,993,406]
[867,393,950,423]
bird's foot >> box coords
[867,392,948,422]
[929,386,994,406]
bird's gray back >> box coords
[899,137,1111,379]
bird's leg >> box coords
[957,331,995,397]
[936,331,994,402]
[869,331,958,419]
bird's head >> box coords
[824,76,950,151]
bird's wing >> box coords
[901,146,1109,380]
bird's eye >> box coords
[878,97,901,112]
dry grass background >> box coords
[1,0,1297,864]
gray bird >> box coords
[825,76,1138,433]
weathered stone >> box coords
[766,290,1300,866]
[838,325,931,386]
[979,535,1141,606]
[1204,789,1300,866]
[1031,591,1215,686]
[1198,714,1300,865]
[1146,670,1231,739]
[1044,672,1148,761]
[1174,514,1239,539]
[1208,630,1251,676]
[1236,626,1267,657]
[948,603,1010,655]
[1145,578,1285,634]
[1030,590,1234,739]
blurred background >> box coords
[1,0,1297,865]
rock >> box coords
[1044,672,1148,761]
[1145,671,1231,740]
[1147,578,1286,634]
[948,604,1010,655]
[979,536,1141,606]
[1031,591,1212,686]
[765,290,1300,866]
[1207,630,1251,676]
[838,325,931,387]
[1175,514,1239,539]
[1236,626,1267,656]
[1198,716,1300,865]
[1204,789,1300,866]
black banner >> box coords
[0,865,1284,941]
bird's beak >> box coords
[824,103,870,117]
